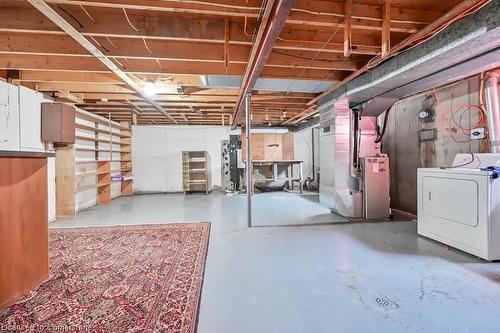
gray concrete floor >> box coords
[51,192,500,332]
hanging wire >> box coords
[123,8,140,32]
[111,57,125,68]
[143,38,153,54]
[79,5,96,24]
[57,4,84,28]
[105,36,118,49]
[156,59,162,70]
[89,36,110,53]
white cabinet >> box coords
[19,86,44,151]
[0,81,20,151]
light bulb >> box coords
[144,81,157,96]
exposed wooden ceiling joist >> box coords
[231,0,296,127]
[0,0,473,126]
[25,0,177,123]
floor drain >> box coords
[375,297,399,310]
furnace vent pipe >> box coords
[485,71,500,153]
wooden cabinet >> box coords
[0,155,50,309]
[182,151,211,194]
[41,102,75,144]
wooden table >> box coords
[248,160,304,194]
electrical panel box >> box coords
[41,102,75,144]
[419,128,437,141]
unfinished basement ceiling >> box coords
[0,0,475,126]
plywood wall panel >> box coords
[282,133,295,160]
[241,131,295,161]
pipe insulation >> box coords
[485,71,500,153]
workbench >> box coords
[248,159,304,194]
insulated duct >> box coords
[485,70,500,153]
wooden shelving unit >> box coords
[182,151,211,194]
[55,110,133,218]
[120,121,133,196]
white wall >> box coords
[293,126,320,188]
[132,125,230,192]
[0,80,57,221]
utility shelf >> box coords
[182,151,210,194]
[56,117,133,219]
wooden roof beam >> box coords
[231,0,296,128]
[0,53,346,80]
[381,1,391,59]
[343,0,352,58]
[25,0,177,123]
[24,0,433,32]
[308,0,489,106]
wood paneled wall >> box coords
[0,157,49,309]
[241,131,294,161]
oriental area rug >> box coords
[0,223,210,333]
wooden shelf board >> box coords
[75,171,97,178]
[76,159,125,164]
[76,135,122,145]
[75,184,97,192]
[75,147,122,153]
[76,110,124,130]
[75,123,127,138]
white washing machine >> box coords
[417,157,500,260]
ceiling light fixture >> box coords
[143,81,157,96]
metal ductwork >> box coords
[319,99,362,218]
[361,96,400,117]
[319,100,382,218]
[485,71,500,153]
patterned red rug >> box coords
[0,223,210,333]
